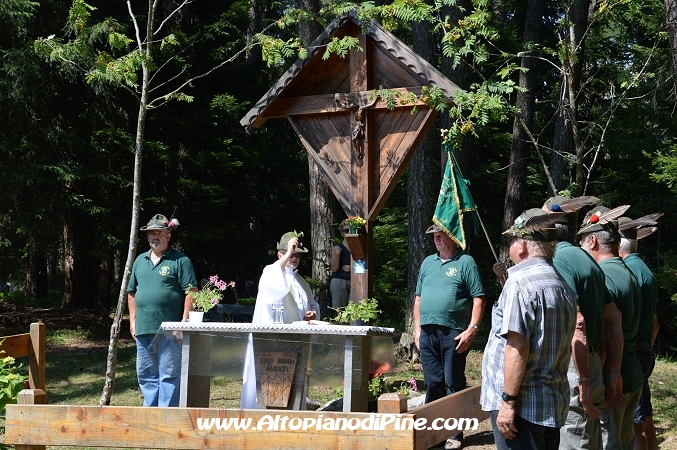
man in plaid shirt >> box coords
[481,209,577,449]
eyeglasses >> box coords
[288,253,301,259]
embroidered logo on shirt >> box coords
[159,266,171,276]
[446,267,457,277]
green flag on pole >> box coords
[433,150,478,250]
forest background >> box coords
[2,0,677,355]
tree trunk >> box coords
[246,0,262,65]
[62,215,97,309]
[665,0,677,90]
[99,1,154,407]
[499,0,545,263]
[98,250,113,312]
[439,0,478,257]
[25,244,48,299]
[405,13,438,335]
[297,0,336,312]
[550,0,590,196]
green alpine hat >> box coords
[277,231,308,253]
[542,195,599,224]
[577,205,630,236]
[140,214,179,232]
[502,208,562,242]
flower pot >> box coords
[188,311,204,323]
[349,226,360,234]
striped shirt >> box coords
[480,257,577,427]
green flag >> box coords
[433,151,478,250]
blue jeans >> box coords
[490,411,561,450]
[420,325,467,441]
[135,334,182,407]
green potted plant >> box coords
[344,216,366,234]
[332,298,380,325]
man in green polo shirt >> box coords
[618,216,661,450]
[414,224,485,450]
[128,214,197,407]
[542,196,622,450]
[579,206,642,450]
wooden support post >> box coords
[29,322,45,390]
[15,389,47,450]
[377,392,407,414]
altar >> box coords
[159,322,395,412]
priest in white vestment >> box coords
[240,232,321,408]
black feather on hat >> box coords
[618,212,664,240]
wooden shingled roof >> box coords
[239,13,461,225]
[240,15,460,129]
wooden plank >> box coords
[411,385,489,450]
[294,114,352,197]
[0,333,30,358]
[263,87,430,118]
[288,118,352,213]
[372,41,423,90]
[368,108,436,219]
[5,405,416,450]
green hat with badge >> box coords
[276,231,308,253]
[502,208,563,242]
[577,205,630,236]
[140,214,180,232]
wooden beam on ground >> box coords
[6,387,489,450]
[5,405,417,450]
[411,385,489,450]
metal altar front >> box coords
[159,322,394,412]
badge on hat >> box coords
[502,208,564,241]
[140,214,180,232]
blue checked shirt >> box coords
[480,257,577,427]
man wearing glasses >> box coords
[330,220,352,309]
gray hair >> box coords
[581,230,619,253]
[555,223,574,242]
[525,239,556,259]
[619,238,637,255]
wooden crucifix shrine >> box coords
[241,15,460,303]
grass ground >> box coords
[3,330,677,449]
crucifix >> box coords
[241,16,459,305]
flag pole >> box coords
[448,151,500,263]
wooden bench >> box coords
[0,322,47,450]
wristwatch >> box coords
[502,392,518,402]
[468,323,479,330]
